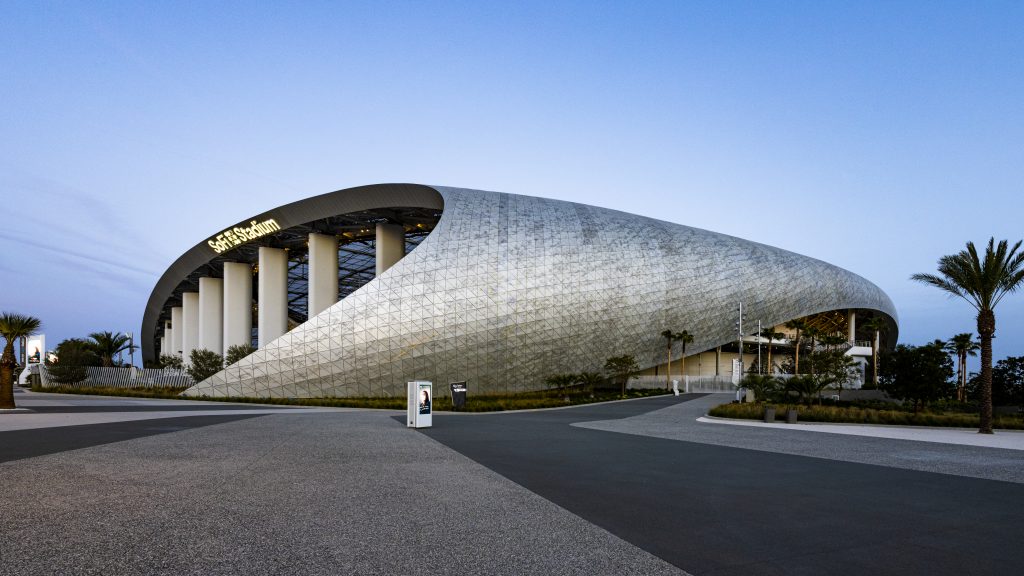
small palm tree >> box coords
[0,312,43,409]
[944,333,980,402]
[912,238,1024,434]
[760,328,784,374]
[88,331,131,368]
[784,319,807,374]
[861,316,888,388]
[574,371,604,395]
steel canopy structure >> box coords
[141,184,898,398]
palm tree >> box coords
[784,319,807,374]
[677,330,694,381]
[803,326,822,376]
[944,333,979,402]
[760,327,784,374]
[0,312,42,409]
[660,330,680,389]
[861,316,888,388]
[912,238,1024,434]
[88,331,131,368]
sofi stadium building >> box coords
[141,184,898,398]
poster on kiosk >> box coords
[407,381,432,428]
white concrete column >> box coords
[170,307,183,357]
[848,310,857,343]
[162,321,172,356]
[258,247,288,347]
[182,292,200,364]
[308,233,339,317]
[375,223,404,276]
[158,336,165,357]
[223,262,253,353]
[199,277,224,355]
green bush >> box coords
[708,401,1024,430]
[225,344,256,366]
[187,349,223,383]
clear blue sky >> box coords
[2,1,1022,371]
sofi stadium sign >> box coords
[207,219,282,254]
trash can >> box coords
[764,406,776,423]
[786,408,798,424]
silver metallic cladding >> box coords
[183,186,898,398]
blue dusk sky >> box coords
[1,1,1022,370]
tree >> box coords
[159,354,184,369]
[574,371,605,395]
[786,375,825,405]
[944,333,979,402]
[808,347,859,401]
[968,356,1024,407]
[760,328,784,374]
[225,344,256,366]
[912,238,1024,433]
[803,326,822,375]
[87,331,131,367]
[0,312,42,408]
[784,319,807,374]
[740,373,779,403]
[544,373,577,394]
[604,355,639,397]
[187,349,223,383]
[677,330,694,381]
[879,343,955,413]
[47,338,100,385]
[991,356,1024,406]
[861,316,888,389]
[660,330,681,389]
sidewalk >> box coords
[698,414,1024,450]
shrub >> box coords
[741,373,780,402]
[708,401,1024,430]
[187,349,223,383]
[159,354,184,369]
[225,344,256,366]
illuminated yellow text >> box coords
[207,219,282,253]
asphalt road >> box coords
[421,394,1024,576]
[0,414,267,463]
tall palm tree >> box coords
[760,327,784,374]
[944,333,979,402]
[88,331,131,368]
[784,319,807,374]
[861,316,887,388]
[803,326,822,376]
[0,312,42,409]
[912,238,1024,434]
[677,330,694,380]
[660,329,679,389]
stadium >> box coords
[141,184,898,398]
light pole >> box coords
[757,319,762,374]
[127,332,136,367]
[735,303,746,373]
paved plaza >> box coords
[2,389,1023,575]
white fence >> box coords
[39,365,194,389]
[630,375,738,393]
